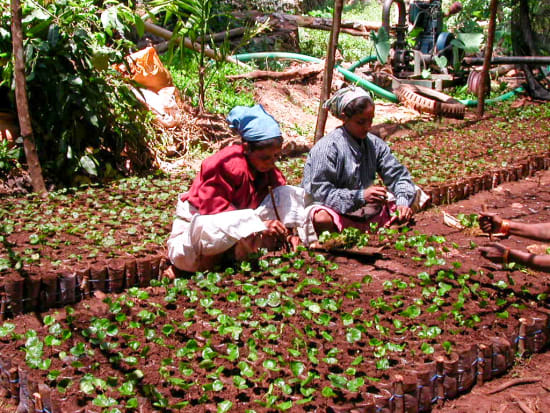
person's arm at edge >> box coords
[508,248,550,272]
[480,242,550,272]
[508,222,550,242]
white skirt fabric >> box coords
[166,185,315,272]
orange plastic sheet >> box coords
[115,47,182,128]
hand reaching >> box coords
[479,242,509,264]
[363,186,388,204]
[387,205,413,226]
[479,212,503,234]
[263,219,288,237]
[396,205,413,223]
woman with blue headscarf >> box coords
[302,86,420,238]
[167,104,307,272]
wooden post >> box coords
[10,0,46,195]
[313,0,344,142]
[476,0,499,117]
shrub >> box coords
[0,0,155,184]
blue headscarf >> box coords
[226,104,281,142]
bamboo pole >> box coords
[144,21,247,67]
[476,0,499,117]
[10,0,46,195]
[313,0,344,142]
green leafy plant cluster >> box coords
[0,174,182,272]
[318,227,370,249]
[0,0,154,183]
[0,138,21,175]
[0,238,539,410]
[388,101,550,185]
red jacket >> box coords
[181,144,286,215]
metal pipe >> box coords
[381,0,406,31]
[464,56,550,65]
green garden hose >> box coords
[458,86,525,107]
[232,52,399,103]
[347,55,378,73]
[232,52,525,107]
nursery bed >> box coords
[0,101,549,412]
[1,171,549,412]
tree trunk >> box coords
[476,0,499,117]
[314,0,344,142]
[10,0,46,194]
[512,0,550,100]
[227,63,323,81]
[232,11,380,37]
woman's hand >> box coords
[479,212,503,234]
[363,186,388,204]
[263,220,288,237]
[387,205,413,226]
[479,242,509,264]
[396,205,413,223]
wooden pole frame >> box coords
[476,0,499,117]
[313,0,344,142]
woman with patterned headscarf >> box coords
[167,104,308,272]
[302,86,419,238]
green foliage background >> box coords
[299,0,381,62]
[0,0,155,183]
[165,49,255,114]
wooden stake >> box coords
[518,318,527,355]
[476,0,499,117]
[268,186,291,252]
[268,186,282,222]
[33,393,43,412]
[435,356,445,402]
[8,368,18,399]
[0,293,5,322]
[393,375,405,413]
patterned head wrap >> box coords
[323,86,374,119]
[226,104,281,142]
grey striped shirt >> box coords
[302,127,415,214]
